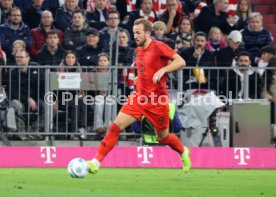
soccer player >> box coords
[87,18,191,174]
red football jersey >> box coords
[135,39,176,97]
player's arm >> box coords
[153,54,186,84]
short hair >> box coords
[46,29,59,38]
[134,19,152,32]
[98,52,110,61]
[107,10,120,19]
[153,21,167,32]
[8,7,22,16]
[261,46,276,55]
[72,9,85,17]
[41,10,53,18]
[119,29,131,41]
[194,31,207,40]
[16,50,30,58]
[12,40,26,49]
[236,51,251,60]
[248,12,263,21]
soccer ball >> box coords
[67,158,89,178]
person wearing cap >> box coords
[257,46,276,78]
[76,27,106,68]
[217,30,244,67]
[217,30,245,96]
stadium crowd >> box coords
[0,0,275,140]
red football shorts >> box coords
[120,93,169,131]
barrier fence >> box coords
[0,65,275,145]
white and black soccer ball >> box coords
[67,158,89,178]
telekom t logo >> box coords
[40,147,57,164]
[234,148,250,165]
[137,147,153,164]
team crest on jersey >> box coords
[158,117,165,124]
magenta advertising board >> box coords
[0,147,276,168]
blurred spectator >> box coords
[22,0,46,29]
[257,46,275,78]
[227,51,259,98]
[9,51,44,140]
[85,0,111,13]
[0,0,14,24]
[194,0,236,34]
[260,56,276,124]
[54,0,80,32]
[35,30,65,66]
[117,29,135,96]
[7,40,26,65]
[77,28,105,68]
[152,21,175,49]
[0,7,32,58]
[126,0,158,36]
[0,44,7,87]
[14,0,60,14]
[0,44,7,65]
[217,30,243,67]
[217,30,244,95]
[236,0,253,30]
[93,52,112,135]
[170,16,194,51]
[86,0,109,30]
[64,9,91,50]
[13,0,34,9]
[116,0,140,21]
[205,27,227,55]
[30,10,63,58]
[99,10,126,53]
[179,31,215,90]
[121,0,182,18]
[241,12,273,62]
[55,50,87,139]
[160,0,182,34]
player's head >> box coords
[133,19,152,47]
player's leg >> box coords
[87,112,137,174]
[144,104,191,173]
[155,128,191,173]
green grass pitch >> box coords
[0,168,275,197]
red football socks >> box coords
[158,133,184,154]
[95,123,121,162]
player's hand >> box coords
[153,68,166,84]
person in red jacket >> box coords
[30,10,63,57]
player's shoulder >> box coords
[150,39,171,50]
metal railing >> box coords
[0,65,275,141]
